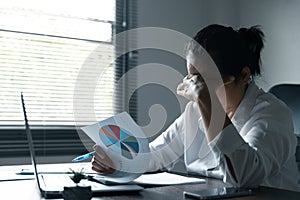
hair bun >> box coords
[238,26,265,75]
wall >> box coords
[237,0,300,90]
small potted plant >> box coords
[62,168,92,200]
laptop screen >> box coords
[20,92,43,191]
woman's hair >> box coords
[186,24,265,78]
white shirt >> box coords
[148,82,300,191]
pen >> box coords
[72,151,95,162]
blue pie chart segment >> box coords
[99,124,139,160]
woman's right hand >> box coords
[91,145,115,174]
[177,74,207,102]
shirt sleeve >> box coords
[209,111,297,188]
[147,105,188,172]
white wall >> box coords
[237,0,300,90]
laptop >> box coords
[20,93,143,198]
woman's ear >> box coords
[241,67,251,84]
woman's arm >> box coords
[147,105,188,172]
[177,74,296,187]
[209,112,296,188]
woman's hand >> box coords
[91,145,115,174]
[177,74,229,142]
[177,74,209,102]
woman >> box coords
[92,24,300,191]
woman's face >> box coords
[186,50,223,80]
[186,51,225,88]
[185,51,251,115]
[185,52,245,110]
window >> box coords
[0,0,137,163]
[0,0,116,127]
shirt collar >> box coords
[231,81,262,132]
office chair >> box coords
[269,84,300,182]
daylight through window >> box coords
[0,0,116,126]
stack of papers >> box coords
[133,172,206,186]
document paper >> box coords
[81,112,150,183]
[134,172,206,185]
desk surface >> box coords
[1,165,300,200]
[1,178,300,200]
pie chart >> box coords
[99,124,139,160]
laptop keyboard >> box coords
[40,174,76,190]
[39,173,143,192]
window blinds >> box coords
[0,0,139,161]
[0,0,117,126]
